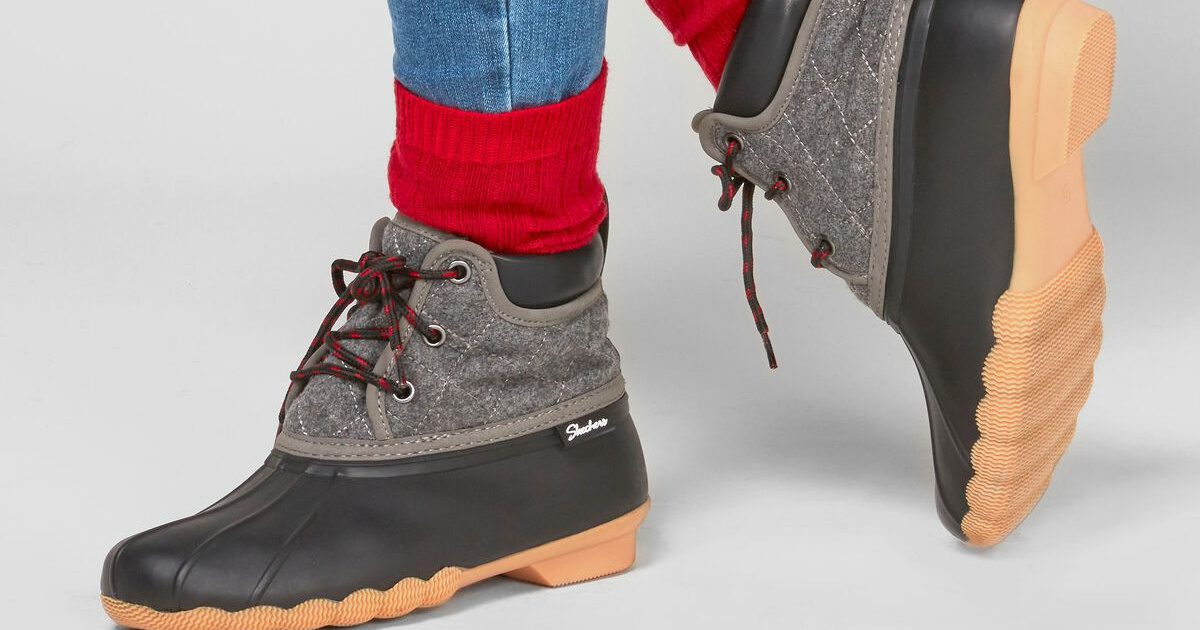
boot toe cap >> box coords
[102,523,257,613]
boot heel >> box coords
[1031,0,1117,180]
[1010,0,1116,291]
[504,533,638,587]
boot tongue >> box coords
[280,215,455,440]
[378,213,451,264]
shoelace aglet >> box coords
[760,330,779,370]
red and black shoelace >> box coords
[710,138,834,370]
[279,251,464,422]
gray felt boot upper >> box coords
[693,0,915,315]
[275,215,624,461]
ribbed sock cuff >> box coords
[646,0,748,87]
[388,65,608,254]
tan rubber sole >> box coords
[101,501,650,630]
[961,0,1114,547]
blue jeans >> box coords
[388,0,607,113]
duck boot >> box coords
[101,214,650,629]
[693,0,1114,546]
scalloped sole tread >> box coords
[102,501,649,630]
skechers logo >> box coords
[556,416,615,447]
[565,418,609,442]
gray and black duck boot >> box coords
[693,0,1114,547]
[101,214,649,630]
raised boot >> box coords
[100,214,649,629]
[693,0,1114,546]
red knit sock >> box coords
[388,66,607,255]
[646,0,749,87]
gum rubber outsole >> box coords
[101,501,650,630]
[961,0,1114,547]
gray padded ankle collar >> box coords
[693,0,916,316]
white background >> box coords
[1,1,1197,628]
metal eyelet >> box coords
[423,324,446,348]
[391,382,416,403]
[765,171,791,200]
[811,237,835,269]
[449,260,472,284]
[723,133,745,155]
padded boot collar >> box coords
[387,212,605,309]
[713,0,814,117]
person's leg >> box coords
[645,0,750,87]
[100,3,650,628]
[388,0,610,254]
[390,0,607,111]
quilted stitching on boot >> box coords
[710,0,908,280]
[281,220,620,442]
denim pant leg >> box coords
[389,0,607,112]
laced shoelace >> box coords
[710,138,835,369]
[279,251,464,422]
